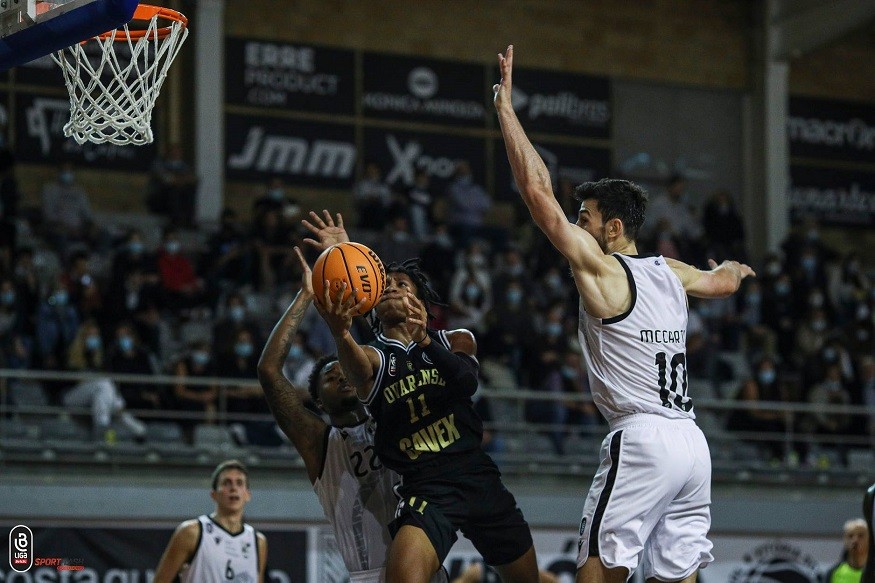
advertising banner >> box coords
[14,91,156,170]
[225,37,355,114]
[362,127,486,191]
[362,53,487,127]
[1,525,306,582]
[789,96,875,163]
[225,113,357,188]
[790,165,875,227]
[494,138,611,201]
[497,67,612,139]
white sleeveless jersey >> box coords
[180,515,259,583]
[578,253,695,424]
[314,418,399,577]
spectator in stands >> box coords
[0,148,19,271]
[847,301,875,356]
[859,357,875,437]
[491,245,528,292]
[737,279,776,362]
[832,253,870,324]
[252,177,299,221]
[9,249,38,336]
[447,242,493,333]
[212,292,262,358]
[702,188,745,261]
[641,173,704,264]
[62,251,102,322]
[156,228,207,313]
[111,229,158,286]
[252,208,296,289]
[406,168,434,239]
[107,322,163,411]
[795,308,832,364]
[532,266,569,311]
[66,319,146,441]
[376,214,420,265]
[216,328,275,446]
[791,245,830,303]
[35,279,79,369]
[804,363,853,461]
[172,340,219,435]
[145,143,198,227]
[353,162,392,232]
[446,160,491,247]
[824,518,868,583]
[726,356,789,461]
[0,278,27,342]
[559,350,600,432]
[762,271,798,363]
[203,208,254,293]
[524,304,571,454]
[483,279,534,383]
[781,218,838,273]
[281,330,316,388]
[40,162,99,253]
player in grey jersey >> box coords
[257,211,446,583]
[495,45,754,583]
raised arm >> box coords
[153,520,199,583]
[666,257,756,298]
[493,45,607,274]
[256,247,327,484]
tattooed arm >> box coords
[257,247,328,484]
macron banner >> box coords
[225,37,355,114]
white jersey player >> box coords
[494,45,754,583]
[154,460,268,583]
[257,212,447,583]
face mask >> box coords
[807,229,819,241]
[457,175,472,185]
[53,290,69,306]
[746,292,761,305]
[506,288,523,306]
[192,351,210,366]
[165,241,181,255]
[129,241,144,255]
[434,234,453,248]
[801,256,817,271]
[758,369,776,385]
[856,329,870,342]
[507,264,524,277]
[464,283,480,300]
[392,231,410,243]
[166,159,185,170]
[546,274,562,290]
[229,305,246,322]
[561,366,576,379]
[822,347,837,361]
[235,342,254,358]
[811,320,827,332]
[468,254,485,268]
[766,262,782,277]
[775,282,791,295]
[268,188,285,201]
[118,336,134,352]
[0,290,15,305]
[59,171,74,185]
[857,305,870,321]
[289,345,303,360]
[546,322,563,337]
[85,335,102,351]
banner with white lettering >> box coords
[494,138,611,201]
[790,165,875,227]
[362,127,486,191]
[225,37,355,114]
[788,96,875,163]
[362,53,487,127]
[495,67,612,139]
[225,113,357,188]
[13,91,156,170]
[0,525,306,582]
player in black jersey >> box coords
[319,258,539,583]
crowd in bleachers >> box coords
[1,147,873,468]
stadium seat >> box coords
[193,424,244,456]
[145,422,184,444]
[40,416,89,442]
[8,381,50,409]
[847,449,874,472]
[0,419,40,440]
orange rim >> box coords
[98,4,188,41]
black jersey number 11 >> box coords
[655,351,692,412]
[406,394,431,423]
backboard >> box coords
[0,0,137,71]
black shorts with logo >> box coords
[388,451,533,566]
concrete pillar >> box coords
[193,0,224,225]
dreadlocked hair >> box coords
[368,258,444,336]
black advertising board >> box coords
[362,53,486,127]
[225,37,355,114]
[362,127,485,191]
[494,139,611,201]
[788,96,875,164]
[0,525,306,582]
[0,90,8,147]
[790,165,875,227]
[497,67,612,139]
[14,91,156,170]
[225,113,357,188]
[14,53,65,87]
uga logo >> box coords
[388,353,397,377]
[9,525,33,573]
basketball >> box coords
[312,242,386,315]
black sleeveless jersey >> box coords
[362,330,483,476]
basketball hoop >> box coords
[51,4,188,146]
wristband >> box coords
[413,330,429,344]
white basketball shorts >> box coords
[576,413,714,581]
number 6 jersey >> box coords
[578,253,695,425]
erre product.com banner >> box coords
[1,525,306,582]
[789,96,875,164]
[225,38,355,114]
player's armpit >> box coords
[153,520,199,583]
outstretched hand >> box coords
[301,210,349,252]
[315,281,368,339]
[293,246,314,297]
[708,258,756,280]
[493,44,514,110]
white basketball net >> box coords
[52,12,188,146]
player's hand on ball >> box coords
[403,291,428,341]
[293,246,314,298]
[316,281,367,339]
[493,44,514,110]
[301,210,349,251]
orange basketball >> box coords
[312,242,386,315]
